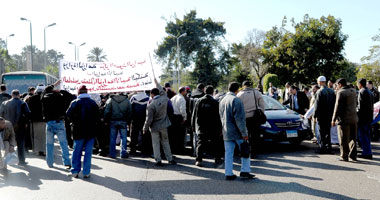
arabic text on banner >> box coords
[59,60,155,94]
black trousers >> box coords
[96,122,110,154]
[196,132,223,161]
[130,119,145,151]
[14,125,26,163]
[65,119,73,148]
[168,114,186,154]
[318,122,332,152]
[246,117,260,155]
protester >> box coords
[129,91,149,155]
[309,84,320,143]
[332,78,358,162]
[41,85,71,168]
[164,82,176,99]
[328,80,334,89]
[0,84,11,105]
[66,85,100,178]
[143,79,176,166]
[268,82,278,99]
[219,82,255,180]
[27,85,46,156]
[189,83,205,154]
[367,80,380,141]
[192,85,223,167]
[314,76,336,154]
[0,89,30,166]
[367,81,379,103]
[237,80,265,158]
[282,85,309,115]
[0,117,16,171]
[170,87,187,154]
[282,82,291,102]
[60,89,76,149]
[104,92,132,159]
[96,95,110,157]
[357,79,374,160]
[303,87,312,101]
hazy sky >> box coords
[1,0,379,68]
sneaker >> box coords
[83,174,91,178]
[65,165,72,170]
[225,175,237,181]
[168,160,177,165]
[68,173,79,178]
[195,161,203,167]
[155,161,163,166]
[240,172,255,179]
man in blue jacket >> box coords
[219,82,255,180]
[66,85,100,178]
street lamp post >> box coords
[77,42,86,61]
[168,32,187,90]
[68,42,77,61]
[5,34,15,50]
[44,23,56,68]
[21,17,33,71]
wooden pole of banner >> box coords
[148,53,156,79]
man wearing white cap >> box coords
[313,76,336,154]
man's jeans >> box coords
[46,120,71,167]
[71,138,95,175]
[358,123,372,156]
[224,140,251,176]
[109,121,128,158]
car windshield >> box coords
[262,96,286,110]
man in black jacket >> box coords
[41,85,71,168]
[189,83,205,154]
[282,85,309,115]
[66,85,100,178]
[192,85,223,167]
[0,84,11,105]
[357,79,374,159]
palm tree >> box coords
[87,47,108,62]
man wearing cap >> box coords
[170,87,187,154]
[41,85,71,168]
[66,85,100,178]
[0,90,31,166]
[237,80,265,158]
[314,76,336,154]
[27,85,46,156]
[0,117,16,171]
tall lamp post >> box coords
[68,42,77,61]
[44,23,56,67]
[168,32,187,90]
[21,17,33,71]
[77,42,86,61]
[5,34,15,50]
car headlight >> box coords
[262,121,271,128]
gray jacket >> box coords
[0,98,30,128]
[219,92,248,140]
[143,83,171,133]
[237,87,265,118]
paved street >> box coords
[1,140,380,200]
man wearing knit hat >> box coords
[313,76,336,154]
[66,85,100,178]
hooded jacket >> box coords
[104,94,132,123]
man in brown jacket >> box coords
[332,78,358,162]
[0,117,16,170]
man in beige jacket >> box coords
[0,117,16,171]
[332,78,358,162]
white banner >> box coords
[59,60,155,94]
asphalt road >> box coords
[1,140,380,200]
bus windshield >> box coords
[2,74,46,94]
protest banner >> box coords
[59,60,155,94]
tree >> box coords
[263,15,348,85]
[361,28,380,62]
[263,74,280,92]
[357,62,380,86]
[87,47,107,62]
[155,10,227,87]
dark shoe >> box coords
[169,160,177,165]
[83,174,91,178]
[65,165,72,170]
[215,159,224,165]
[358,154,373,160]
[315,149,329,154]
[68,173,79,178]
[155,161,163,166]
[38,151,46,156]
[337,157,348,162]
[121,154,129,159]
[18,161,28,166]
[129,150,137,155]
[225,175,237,181]
[240,172,256,179]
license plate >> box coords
[286,130,298,138]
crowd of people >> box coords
[0,74,379,181]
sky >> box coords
[1,0,380,72]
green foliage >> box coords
[87,47,107,62]
[263,15,347,85]
[156,10,227,87]
[263,74,279,92]
[357,61,380,86]
[361,28,380,62]
[336,60,358,83]
[43,65,59,78]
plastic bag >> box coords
[4,152,18,165]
